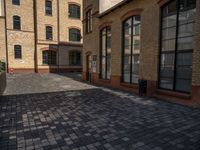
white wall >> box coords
[99,0,123,13]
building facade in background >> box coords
[83,0,200,106]
[0,0,82,73]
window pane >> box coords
[101,56,106,79]
[46,0,52,15]
[160,53,174,78]
[179,9,196,25]
[132,55,139,84]
[106,55,111,79]
[163,0,177,17]
[123,55,131,83]
[69,29,81,42]
[175,79,191,92]
[162,27,176,40]
[12,0,20,5]
[177,36,193,50]
[162,39,176,51]
[14,45,22,59]
[162,15,177,28]
[177,52,192,66]
[69,4,80,19]
[178,23,194,38]
[160,78,173,90]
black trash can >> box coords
[138,79,147,96]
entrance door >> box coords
[86,55,92,82]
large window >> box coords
[85,9,92,33]
[12,0,20,5]
[46,26,53,40]
[69,4,80,19]
[42,51,57,65]
[14,45,22,59]
[69,28,81,42]
[122,16,141,84]
[100,26,111,80]
[13,16,21,30]
[45,0,52,16]
[69,51,81,66]
[159,0,196,93]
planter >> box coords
[0,72,6,95]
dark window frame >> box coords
[69,4,80,19]
[45,0,52,16]
[14,45,22,59]
[69,28,81,42]
[42,50,57,65]
[13,15,21,30]
[121,16,141,84]
[46,26,53,40]
[158,0,196,93]
[69,51,81,66]
[85,9,92,33]
[12,0,20,5]
[99,26,111,80]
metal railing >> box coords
[0,61,6,72]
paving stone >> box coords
[0,73,200,150]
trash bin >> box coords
[138,79,147,96]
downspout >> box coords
[33,0,38,73]
[3,0,9,73]
[57,0,60,72]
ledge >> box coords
[156,89,191,100]
[120,82,138,89]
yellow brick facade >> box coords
[0,0,83,73]
[83,0,200,106]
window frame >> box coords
[85,9,92,33]
[46,26,53,40]
[14,45,22,59]
[42,50,57,65]
[69,51,81,66]
[68,4,80,19]
[158,0,196,93]
[13,15,21,30]
[121,15,141,84]
[99,26,111,80]
[69,28,81,42]
[12,0,20,5]
[45,0,52,16]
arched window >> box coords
[45,0,52,16]
[13,16,21,30]
[69,4,80,19]
[69,51,81,66]
[122,16,141,84]
[100,26,111,80]
[69,28,81,42]
[46,26,53,40]
[85,9,92,33]
[42,50,57,65]
[159,0,196,93]
[14,45,22,59]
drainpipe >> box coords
[33,0,38,73]
[3,0,9,73]
[57,0,60,72]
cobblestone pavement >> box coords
[1,73,200,150]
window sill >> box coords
[42,64,57,67]
[99,78,111,83]
[120,82,138,89]
[156,89,191,100]
[68,17,81,20]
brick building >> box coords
[0,0,83,73]
[82,0,200,106]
